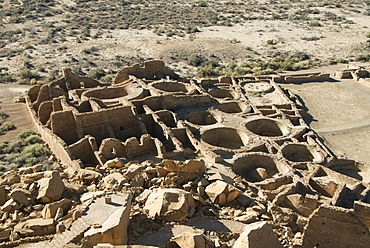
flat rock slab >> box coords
[134,218,246,247]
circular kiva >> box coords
[217,101,251,113]
[282,143,323,163]
[82,86,131,99]
[243,81,274,93]
[208,88,234,99]
[151,81,189,93]
[233,154,279,182]
[246,118,290,137]
[187,110,217,125]
[201,127,248,149]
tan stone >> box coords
[14,218,55,237]
[103,158,125,168]
[41,198,71,219]
[125,163,144,179]
[144,188,195,221]
[9,189,29,206]
[37,171,65,203]
[0,186,6,206]
[301,205,370,248]
[234,221,283,248]
[1,199,19,212]
[205,180,242,205]
[180,159,205,174]
[83,192,132,246]
[78,169,103,185]
[0,229,10,241]
[208,172,234,185]
[102,173,127,190]
[172,231,206,248]
[235,212,259,224]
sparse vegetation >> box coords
[0,130,52,170]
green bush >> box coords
[19,70,39,80]
[0,111,8,119]
[24,134,42,144]
[188,54,208,67]
[0,122,15,131]
[1,75,13,83]
[22,143,51,157]
[18,130,37,140]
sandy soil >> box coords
[0,84,35,142]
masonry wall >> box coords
[24,95,81,172]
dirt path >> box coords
[0,84,35,143]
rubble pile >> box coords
[0,60,367,247]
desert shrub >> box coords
[19,70,39,80]
[336,58,348,63]
[309,21,322,27]
[0,111,8,119]
[355,54,370,62]
[22,143,51,158]
[188,54,208,67]
[24,134,42,144]
[89,69,106,79]
[17,129,37,140]
[0,122,15,132]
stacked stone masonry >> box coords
[1,60,366,247]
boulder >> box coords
[41,198,72,219]
[9,189,29,206]
[37,171,65,203]
[0,229,10,241]
[144,188,195,221]
[301,205,370,248]
[14,218,55,237]
[235,212,259,224]
[205,180,242,205]
[234,221,283,248]
[103,158,125,168]
[78,169,102,185]
[102,173,127,190]
[1,199,19,212]
[0,172,20,186]
[125,163,145,179]
[0,186,7,206]
[180,159,206,174]
[172,231,206,248]
[208,172,234,185]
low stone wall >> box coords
[24,95,81,172]
[280,73,330,83]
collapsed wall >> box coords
[19,60,370,247]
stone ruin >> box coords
[0,60,369,247]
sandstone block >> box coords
[37,171,65,203]
[14,218,55,237]
[180,159,205,174]
[9,189,29,206]
[234,221,283,248]
[41,198,71,219]
[103,158,125,168]
[0,229,10,241]
[172,231,206,248]
[301,205,370,248]
[78,169,102,185]
[144,188,195,221]
[205,180,242,205]
[102,173,127,190]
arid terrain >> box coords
[1,0,370,81]
[0,1,370,248]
